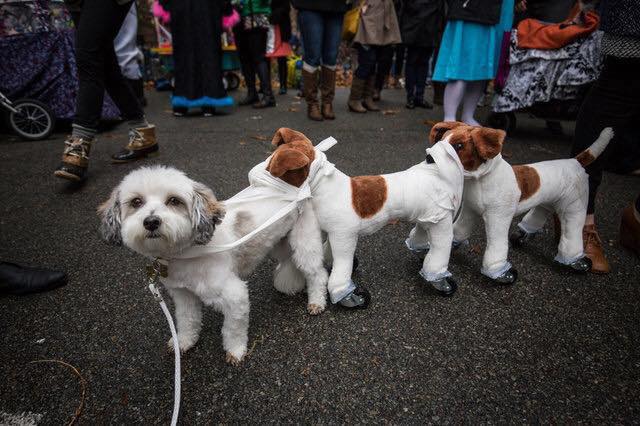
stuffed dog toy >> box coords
[419,121,613,283]
[98,130,329,365]
[273,129,466,307]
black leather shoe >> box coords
[0,262,67,295]
[239,92,259,106]
[253,94,276,109]
[414,98,433,109]
[405,99,415,109]
[54,162,87,181]
[338,286,371,309]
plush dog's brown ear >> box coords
[271,127,311,147]
[267,148,310,177]
[429,121,466,144]
[192,181,225,245]
[470,127,506,160]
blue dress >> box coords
[433,0,514,82]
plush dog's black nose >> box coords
[143,215,161,231]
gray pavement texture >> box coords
[1,88,639,425]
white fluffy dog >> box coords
[98,158,328,365]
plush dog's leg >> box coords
[482,210,518,284]
[201,275,249,365]
[420,218,457,296]
[406,224,431,254]
[327,233,369,308]
[272,240,306,295]
[288,203,328,315]
[510,206,551,247]
[166,287,203,354]
[556,202,591,272]
[453,204,479,247]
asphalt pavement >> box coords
[1,87,639,424]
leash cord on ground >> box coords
[149,283,181,426]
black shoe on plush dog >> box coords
[492,267,518,284]
[428,276,458,297]
[338,286,370,309]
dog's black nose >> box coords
[143,215,162,231]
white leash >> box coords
[147,262,180,426]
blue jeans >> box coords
[298,10,344,68]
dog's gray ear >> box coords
[97,189,123,245]
[192,181,225,245]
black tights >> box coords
[71,0,143,130]
[571,56,640,214]
[234,28,272,96]
[277,57,288,90]
[405,46,432,101]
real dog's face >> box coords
[429,121,506,171]
[98,166,225,258]
[266,127,316,187]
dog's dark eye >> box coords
[130,197,143,208]
[167,197,182,206]
[453,143,465,151]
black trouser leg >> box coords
[374,45,393,90]
[414,46,432,100]
[405,46,419,100]
[277,57,288,90]
[257,60,273,96]
[355,44,378,80]
[394,44,405,78]
[234,29,257,96]
[73,0,140,129]
[571,56,640,214]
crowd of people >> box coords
[3,0,628,282]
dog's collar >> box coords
[426,154,435,164]
[147,258,168,278]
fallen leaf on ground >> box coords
[382,109,399,115]
[239,140,247,145]
[288,107,299,112]
[423,119,438,126]
[469,244,482,255]
[250,134,268,141]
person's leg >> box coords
[318,11,344,120]
[349,44,376,113]
[362,46,381,111]
[373,44,393,100]
[460,80,486,125]
[54,0,134,181]
[404,46,418,108]
[443,80,466,122]
[277,56,288,94]
[252,30,275,108]
[299,10,324,120]
[413,47,434,109]
[234,28,258,105]
[571,56,640,271]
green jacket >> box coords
[240,0,271,16]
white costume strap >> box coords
[172,137,336,259]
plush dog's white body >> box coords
[426,123,614,280]
[306,140,464,301]
[99,164,328,365]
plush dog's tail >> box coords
[576,127,614,167]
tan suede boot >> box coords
[583,224,611,274]
[54,136,93,181]
[302,68,323,121]
[320,66,336,120]
[348,77,367,113]
[362,76,380,111]
[111,124,159,163]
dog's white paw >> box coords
[167,335,197,354]
[225,350,245,366]
[307,303,326,316]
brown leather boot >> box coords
[54,136,93,181]
[302,68,323,121]
[348,77,367,113]
[320,66,336,120]
[620,204,640,258]
[362,76,380,111]
[583,224,610,274]
[111,124,159,163]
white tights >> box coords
[443,80,486,126]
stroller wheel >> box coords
[225,72,240,91]
[9,99,55,141]
[487,111,516,135]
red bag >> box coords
[265,25,292,58]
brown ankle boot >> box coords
[54,136,93,181]
[620,204,640,258]
[583,224,610,274]
[362,76,380,111]
[320,66,336,120]
[348,78,367,113]
[302,68,323,121]
[111,124,159,163]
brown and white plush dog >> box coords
[413,121,614,283]
[274,128,466,306]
